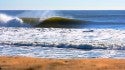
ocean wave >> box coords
[21,17,85,28]
[0,13,29,27]
[0,28,125,50]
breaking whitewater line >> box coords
[0,13,30,27]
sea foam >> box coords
[0,28,125,58]
[0,28,125,50]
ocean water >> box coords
[0,10,125,58]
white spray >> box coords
[39,10,60,22]
[0,13,31,27]
[18,10,72,22]
[0,14,23,23]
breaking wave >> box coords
[0,13,30,27]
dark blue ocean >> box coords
[0,10,125,59]
[0,10,125,29]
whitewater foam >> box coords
[1,44,125,59]
[0,13,31,27]
[0,27,125,58]
[0,13,23,23]
[0,27,125,50]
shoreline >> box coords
[0,56,125,70]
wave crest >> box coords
[0,13,29,27]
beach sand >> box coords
[0,56,125,70]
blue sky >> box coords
[0,0,125,10]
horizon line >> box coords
[0,9,125,10]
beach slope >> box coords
[0,56,125,70]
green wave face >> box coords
[21,17,86,28]
[21,18,39,26]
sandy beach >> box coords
[0,56,125,70]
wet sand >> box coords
[0,56,125,70]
